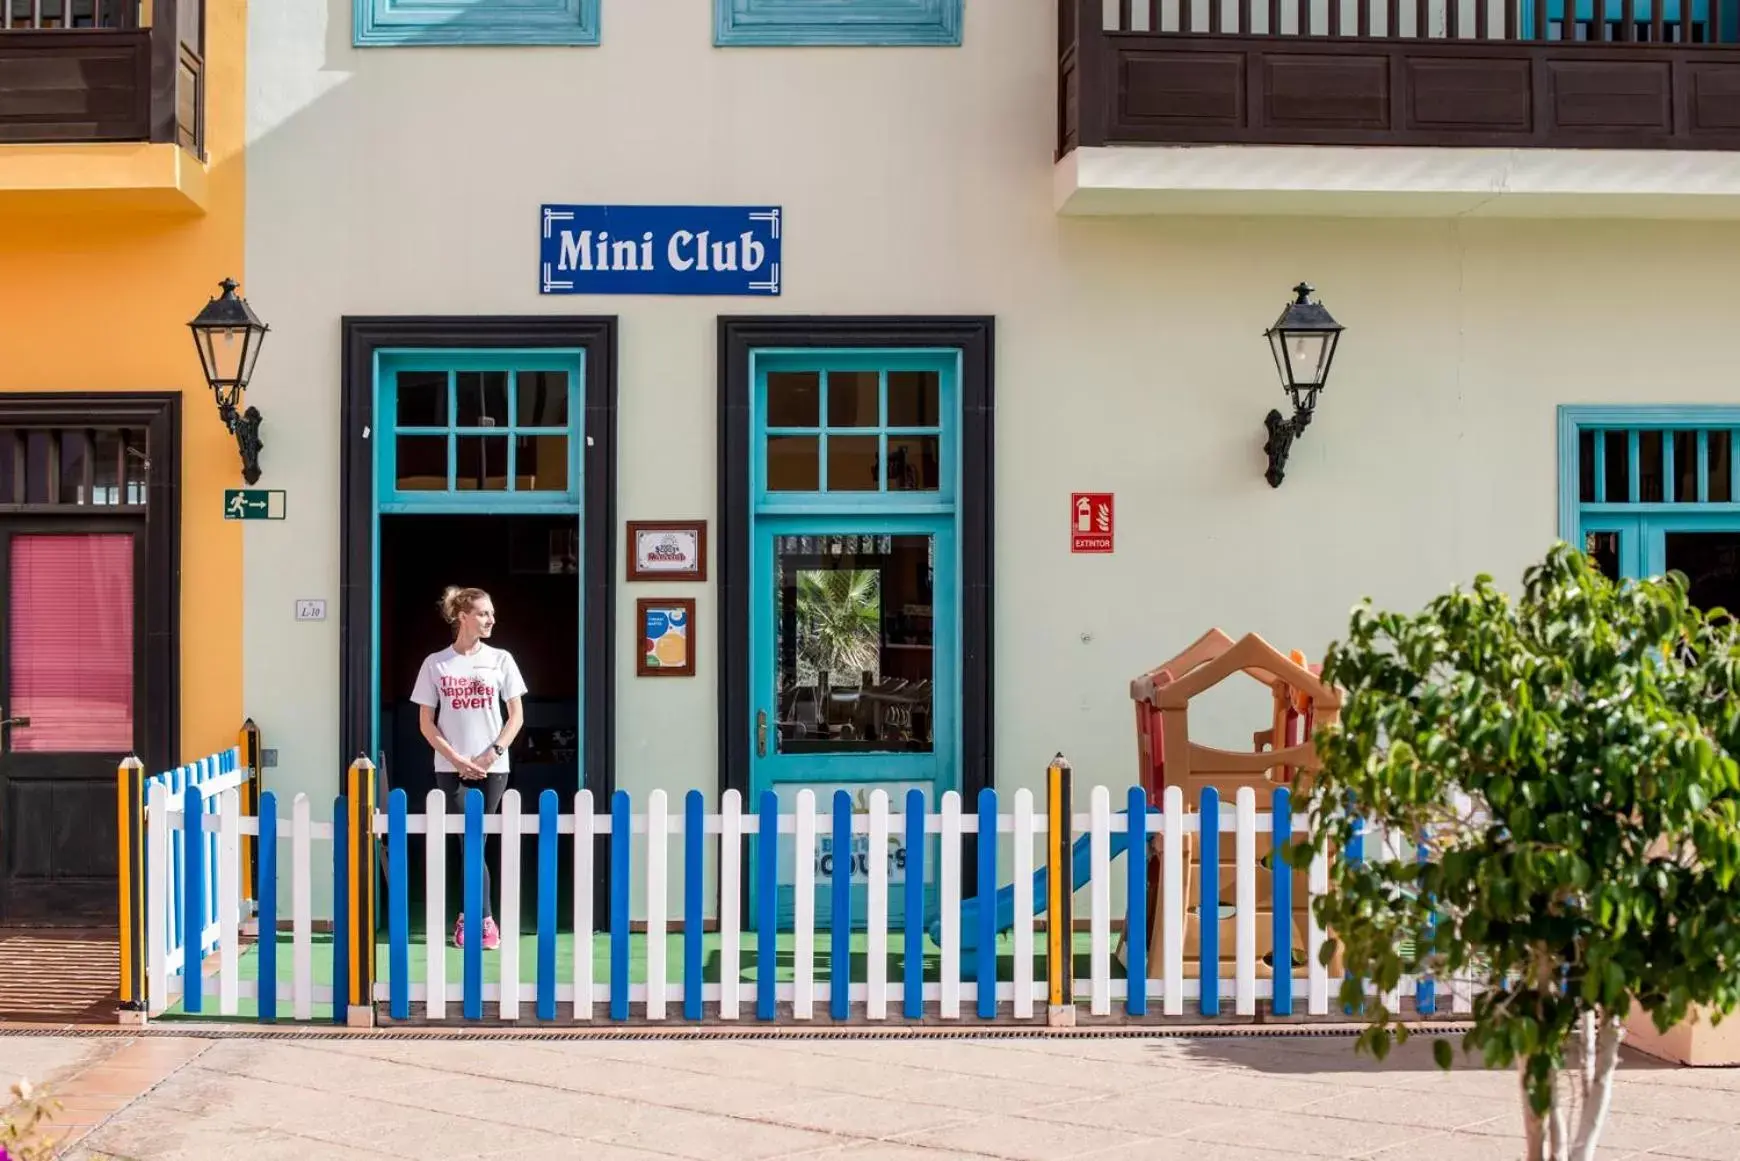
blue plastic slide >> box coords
[927,808,1136,952]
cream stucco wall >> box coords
[244,0,1740,913]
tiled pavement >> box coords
[5,1030,1740,1159]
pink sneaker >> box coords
[453,914,465,949]
[481,918,501,951]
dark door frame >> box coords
[0,392,180,924]
[338,316,618,820]
[716,316,996,896]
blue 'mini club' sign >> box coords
[540,204,782,297]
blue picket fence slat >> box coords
[258,790,278,1023]
[388,789,410,1020]
[1125,786,1147,1017]
[831,790,851,1022]
[1272,787,1293,1017]
[539,789,560,1021]
[757,789,777,1022]
[685,790,705,1022]
[333,794,349,1027]
[903,787,924,1021]
[1198,785,1220,1018]
[611,790,631,1022]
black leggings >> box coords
[435,771,508,920]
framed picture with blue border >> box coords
[638,597,697,678]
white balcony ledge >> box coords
[1056,146,1740,220]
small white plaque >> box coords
[295,599,327,622]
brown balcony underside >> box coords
[0,5,203,153]
[1061,19,1740,151]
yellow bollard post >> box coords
[1046,753,1076,1027]
[238,719,262,930]
[116,755,147,1024]
[346,755,377,1027]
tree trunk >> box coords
[1521,1060,1547,1161]
[1571,1011,1625,1161]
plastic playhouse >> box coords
[1125,628,1343,981]
[939,629,1343,987]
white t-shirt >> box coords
[410,644,527,774]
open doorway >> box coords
[378,512,580,921]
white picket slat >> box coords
[1089,786,1111,1016]
[1381,823,1405,1015]
[1235,787,1257,1017]
[499,789,523,1020]
[1162,785,1185,1016]
[866,789,889,1021]
[719,789,742,1021]
[646,789,668,1021]
[573,790,595,1020]
[425,789,447,1020]
[793,789,816,1020]
[146,783,170,1016]
[219,788,241,1015]
[1308,846,1329,1015]
[939,790,962,1020]
[292,794,313,1022]
[1012,788,1035,1021]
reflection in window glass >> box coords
[396,436,449,491]
[515,435,569,491]
[1666,532,1740,622]
[1710,431,1733,503]
[886,436,940,492]
[828,435,880,491]
[397,372,448,428]
[455,436,510,491]
[515,371,568,428]
[767,372,821,428]
[826,372,879,427]
[766,435,819,491]
[774,534,934,755]
[1585,531,1621,581]
[1604,431,1630,504]
[456,371,509,428]
[887,371,940,427]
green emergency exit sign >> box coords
[223,489,286,520]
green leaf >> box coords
[1433,1038,1453,1071]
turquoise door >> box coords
[747,354,961,931]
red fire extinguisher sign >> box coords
[1070,493,1114,554]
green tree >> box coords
[796,568,881,681]
[1290,543,1740,1161]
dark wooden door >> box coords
[0,519,144,923]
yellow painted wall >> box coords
[0,0,247,767]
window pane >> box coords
[888,371,940,427]
[1604,431,1631,504]
[122,429,147,505]
[826,372,878,428]
[1710,431,1733,503]
[886,436,940,492]
[766,372,820,428]
[395,436,448,491]
[10,534,133,752]
[396,371,448,428]
[515,435,569,492]
[828,435,880,491]
[766,436,819,492]
[91,430,119,506]
[1638,430,1664,502]
[1674,431,1698,502]
[1585,531,1621,581]
[58,431,89,505]
[1666,532,1740,622]
[774,533,933,756]
[24,432,50,504]
[516,371,568,428]
[455,436,510,490]
[455,371,509,428]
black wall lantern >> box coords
[189,278,270,485]
[1261,282,1343,488]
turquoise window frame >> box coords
[370,347,587,762]
[714,0,962,46]
[1556,405,1740,580]
[355,0,600,47]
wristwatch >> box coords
[491,743,505,756]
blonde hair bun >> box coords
[439,586,489,626]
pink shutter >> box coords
[8,534,134,752]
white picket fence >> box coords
[141,781,1480,1025]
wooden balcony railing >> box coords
[1059,0,1740,151]
[0,0,205,155]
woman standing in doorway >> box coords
[411,586,527,951]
